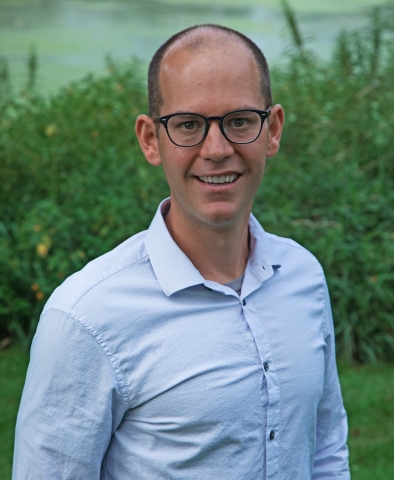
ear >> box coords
[267,104,285,158]
[135,114,162,166]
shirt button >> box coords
[269,430,275,440]
[263,362,269,371]
[242,299,246,306]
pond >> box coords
[0,0,384,93]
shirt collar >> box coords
[144,198,281,297]
[248,213,281,281]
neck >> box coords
[164,203,250,284]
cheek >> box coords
[249,142,268,175]
[242,147,266,175]
[159,153,190,191]
[159,143,198,180]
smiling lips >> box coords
[198,174,238,185]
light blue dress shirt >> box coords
[13,199,350,479]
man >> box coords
[13,24,350,479]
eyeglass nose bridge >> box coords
[201,115,228,143]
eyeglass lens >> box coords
[166,111,262,146]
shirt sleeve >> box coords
[312,281,351,479]
[13,308,128,480]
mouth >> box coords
[197,174,239,185]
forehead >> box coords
[158,32,264,115]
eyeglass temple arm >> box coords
[152,117,164,124]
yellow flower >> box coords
[45,123,57,137]
[33,225,42,232]
[36,243,48,257]
[36,291,45,300]
[36,235,52,257]
[31,283,40,292]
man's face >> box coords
[142,39,283,229]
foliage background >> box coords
[0,4,393,362]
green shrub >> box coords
[253,4,394,362]
[0,58,169,348]
[0,6,393,362]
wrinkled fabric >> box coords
[13,199,350,479]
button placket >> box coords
[240,301,280,477]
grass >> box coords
[0,346,29,478]
[1,346,393,478]
[339,362,394,478]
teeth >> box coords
[199,174,238,184]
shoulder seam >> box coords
[266,233,322,267]
[317,264,328,338]
[45,307,132,408]
[266,233,309,252]
[71,253,149,310]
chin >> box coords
[197,205,247,228]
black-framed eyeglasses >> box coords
[152,107,271,147]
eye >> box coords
[183,121,197,130]
[170,116,203,132]
[227,117,250,129]
[232,118,247,127]
[225,111,258,131]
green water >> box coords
[0,0,384,93]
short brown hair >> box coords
[148,24,272,117]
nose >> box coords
[199,120,234,162]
